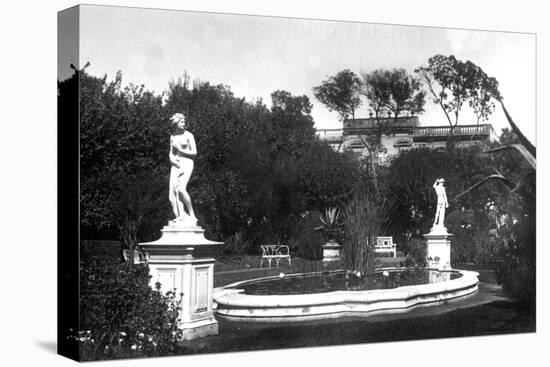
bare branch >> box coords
[453,173,516,201]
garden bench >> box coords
[374,236,397,258]
[260,244,292,268]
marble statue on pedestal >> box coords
[168,112,198,226]
[140,112,222,341]
[425,177,452,269]
[432,178,448,229]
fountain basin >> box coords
[214,268,479,323]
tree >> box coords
[165,79,359,250]
[78,70,172,260]
[469,71,501,124]
[312,69,362,120]
[381,146,497,247]
[299,142,360,209]
[77,67,363,257]
[362,68,425,120]
[415,55,500,136]
[358,68,426,190]
[103,172,169,263]
[271,90,313,116]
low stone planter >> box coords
[322,240,341,262]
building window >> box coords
[394,139,412,152]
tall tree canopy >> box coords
[359,68,426,158]
[362,68,426,120]
[415,55,501,129]
[312,69,362,120]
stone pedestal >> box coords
[140,222,223,341]
[424,226,453,270]
[322,240,341,262]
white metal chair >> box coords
[260,245,291,268]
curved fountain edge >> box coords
[214,269,479,323]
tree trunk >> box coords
[117,216,140,267]
[500,101,536,158]
[370,149,378,192]
[358,135,379,193]
[446,125,457,151]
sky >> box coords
[59,4,537,144]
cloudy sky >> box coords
[59,4,536,143]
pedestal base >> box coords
[424,227,453,270]
[179,317,219,341]
[140,223,223,341]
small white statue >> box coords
[168,112,198,225]
[433,178,448,228]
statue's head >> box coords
[438,178,445,185]
[170,112,186,129]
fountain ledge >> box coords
[214,269,479,322]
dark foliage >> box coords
[72,68,361,256]
[450,119,535,310]
[402,238,427,267]
[288,211,324,261]
[381,146,497,245]
[77,260,182,360]
[78,70,172,261]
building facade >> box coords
[317,116,497,165]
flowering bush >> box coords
[75,260,182,361]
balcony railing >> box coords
[414,124,491,137]
[317,124,494,144]
[317,129,344,142]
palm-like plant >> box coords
[316,207,344,238]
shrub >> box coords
[403,238,427,267]
[289,211,324,261]
[494,210,536,312]
[76,260,182,361]
[217,232,248,258]
[496,257,535,311]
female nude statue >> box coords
[168,112,198,224]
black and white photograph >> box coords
[6,1,546,366]
[55,2,539,362]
